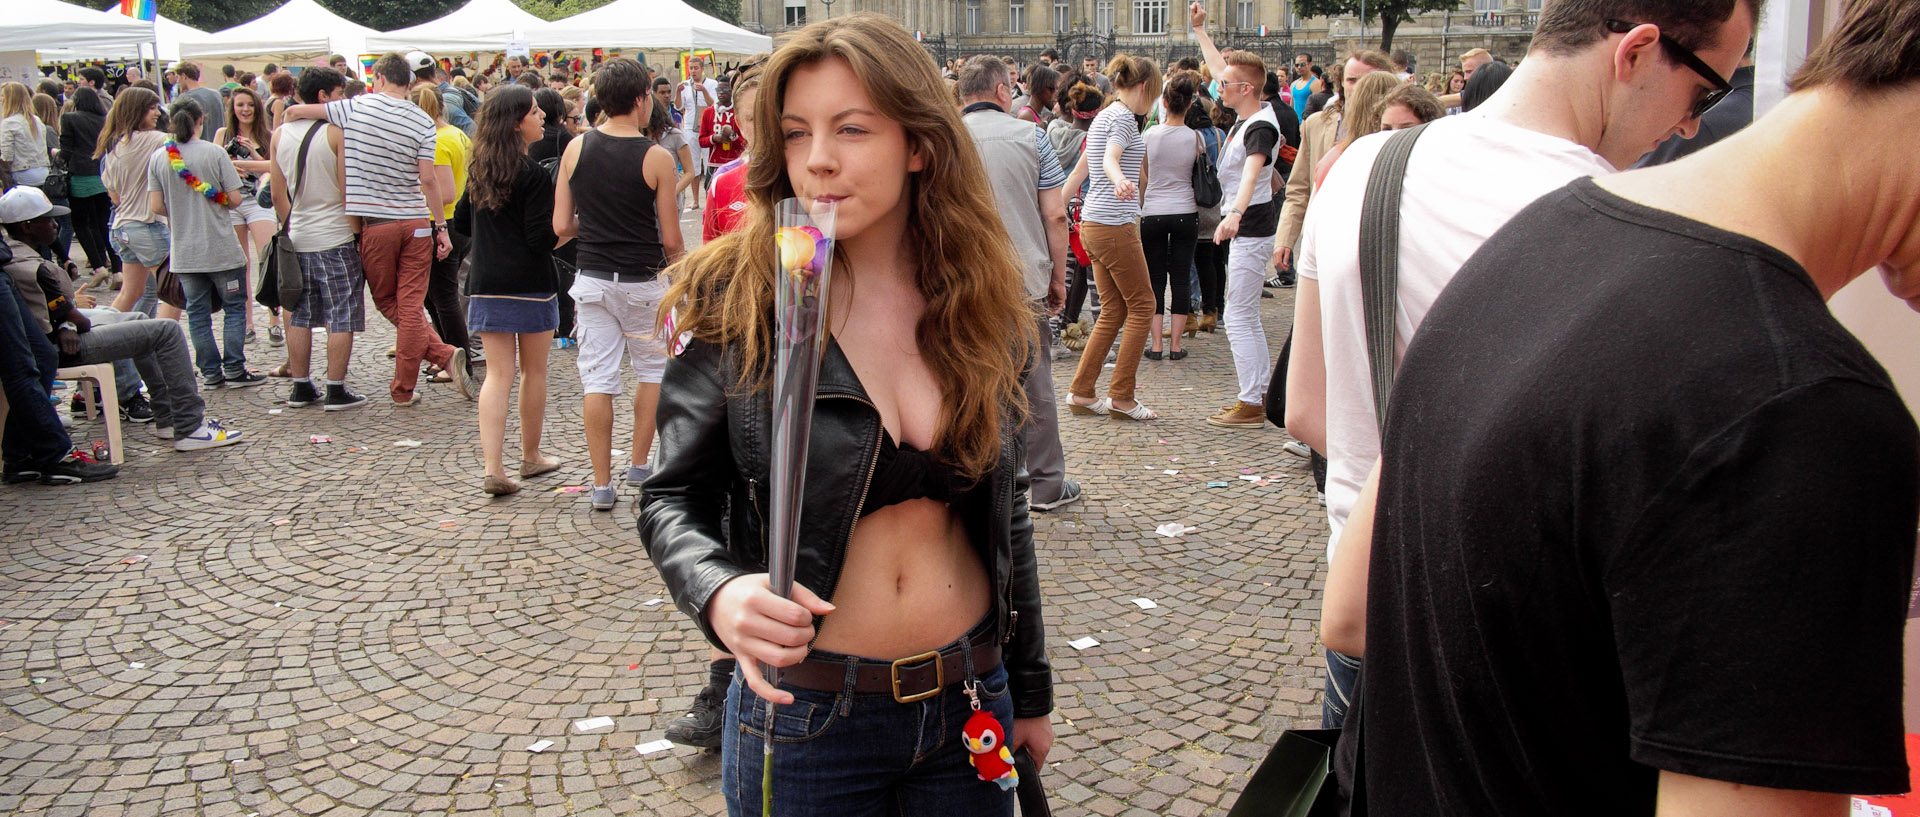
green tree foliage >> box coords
[1292,0,1463,51]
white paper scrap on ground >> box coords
[573,716,616,733]
[1163,470,1179,475]
[642,598,665,607]
[1155,523,1194,537]
[1130,599,1157,609]
[1239,474,1262,482]
[267,409,282,414]
[1068,636,1099,650]
[128,662,145,669]
[393,439,422,447]
[636,739,675,755]
[526,739,555,753]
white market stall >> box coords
[0,0,157,55]
[531,0,772,56]
[47,10,210,63]
[177,0,377,61]
[365,0,551,53]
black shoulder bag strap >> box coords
[1357,121,1430,437]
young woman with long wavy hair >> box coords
[216,86,283,346]
[640,14,1053,815]
[95,87,173,317]
[452,84,565,496]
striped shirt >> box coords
[1081,103,1145,226]
[1033,124,1068,190]
[325,93,438,220]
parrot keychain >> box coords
[961,680,1019,791]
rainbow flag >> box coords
[118,0,157,21]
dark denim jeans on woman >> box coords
[722,641,1017,816]
[176,266,248,380]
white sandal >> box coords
[1067,396,1110,416]
[1109,400,1158,421]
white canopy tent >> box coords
[48,9,210,63]
[532,0,772,55]
[177,0,377,60]
[366,0,550,53]
[0,0,157,55]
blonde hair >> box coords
[32,93,59,137]
[1459,47,1491,64]
[0,83,38,138]
[1342,71,1401,146]
[409,83,444,123]
[661,13,1033,480]
[1105,53,1164,97]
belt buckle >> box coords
[890,650,944,703]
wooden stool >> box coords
[55,364,124,464]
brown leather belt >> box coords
[779,637,1001,703]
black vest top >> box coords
[570,129,667,276]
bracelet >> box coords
[1225,207,1243,216]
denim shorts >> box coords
[469,292,559,335]
[721,621,1016,817]
[109,221,169,267]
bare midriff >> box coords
[811,497,990,660]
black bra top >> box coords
[862,429,974,516]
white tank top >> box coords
[275,120,354,252]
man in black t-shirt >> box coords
[1338,2,1920,813]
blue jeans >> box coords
[1322,648,1362,729]
[723,651,1016,817]
[0,277,72,468]
[177,267,248,380]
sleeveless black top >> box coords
[570,129,667,276]
[861,430,975,516]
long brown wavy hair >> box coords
[467,84,536,211]
[661,13,1033,480]
[223,87,271,151]
[95,87,160,160]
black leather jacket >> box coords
[638,337,1054,719]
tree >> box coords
[315,0,464,31]
[1291,0,1463,52]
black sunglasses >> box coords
[1604,19,1734,120]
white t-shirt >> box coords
[1298,113,1615,555]
[324,93,438,219]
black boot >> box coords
[664,659,734,749]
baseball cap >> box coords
[405,51,436,73]
[0,186,70,225]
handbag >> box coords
[1191,131,1223,209]
[256,121,323,312]
[1223,123,1431,817]
[154,258,187,310]
[40,157,70,201]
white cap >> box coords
[0,186,69,225]
[405,51,436,73]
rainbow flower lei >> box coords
[165,141,239,206]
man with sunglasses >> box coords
[1289,53,1315,124]
[1325,0,1920,813]
[1286,0,1753,731]
[1636,43,1755,166]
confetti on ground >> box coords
[1239,475,1262,482]
[526,740,555,753]
[119,555,147,564]
[1067,636,1099,650]
[574,716,616,733]
[553,486,587,493]
[642,598,664,607]
[270,518,291,526]
[309,435,332,444]
[1130,599,1158,610]
[267,408,282,414]
[1241,469,1254,474]
[437,520,458,529]
[1163,469,1179,475]
[393,439,421,448]
[30,677,46,684]
[636,739,674,755]
[128,662,145,669]
[1155,523,1194,537]
[628,664,639,671]
[1207,482,1229,488]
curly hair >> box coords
[660,13,1033,480]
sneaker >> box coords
[152,425,173,440]
[1031,479,1084,512]
[286,381,323,408]
[392,392,423,408]
[1283,440,1312,459]
[267,326,285,347]
[1206,401,1267,429]
[202,373,225,389]
[626,463,652,486]
[1264,275,1282,288]
[3,464,42,484]
[450,348,475,401]
[663,684,725,749]
[173,419,244,451]
[120,394,155,423]
[38,448,119,484]
[324,385,368,412]
[223,370,269,389]
[245,329,257,345]
[69,393,90,420]
[590,485,616,511]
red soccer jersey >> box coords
[702,158,749,242]
[699,106,746,167]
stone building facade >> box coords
[734,0,1538,74]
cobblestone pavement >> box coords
[1,226,1329,817]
